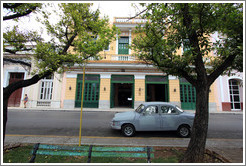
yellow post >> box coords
[79,66,86,146]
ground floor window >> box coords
[179,78,196,110]
[40,80,53,100]
[229,79,241,110]
[37,76,54,107]
[75,74,100,108]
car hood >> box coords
[113,111,137,121]
[182,111,195,118]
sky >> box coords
[2,1,144,41]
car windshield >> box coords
[175,106,184,113]
[135,104,145,113]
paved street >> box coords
[6,109,243,139]
[4,108,244,163]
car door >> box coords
[138,105,161,131]
[160,105,180,130]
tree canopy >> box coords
[132,3,243,85]
[132,3,243,162]
[33,3,117,75]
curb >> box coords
[7,108,243,115]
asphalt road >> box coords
[6,110,243,139]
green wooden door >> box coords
[75,74,100,108]
[118,37,129,54]
[179,78,196,110]
[110,83,115,108]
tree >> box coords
[131,3,243,162]
[3,3,117,143]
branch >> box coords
[3,3,23,9]
[208,53,237,86]
[128,8,148,20]
[62,32,77,54]
[3,5,37,21]
[3,58,31,67]
[3,70,52,98]
[4,47,33,54]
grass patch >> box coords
[3,144,226,163]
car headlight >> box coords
[112,121,120,126]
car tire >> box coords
[122,124,135,137]
[177,125,190,138]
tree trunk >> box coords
[180,84,210,162]
[3,96,8,144]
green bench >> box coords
[30,143,154,163]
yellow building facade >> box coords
[61,17,218,111]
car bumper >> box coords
[111,122,121,130]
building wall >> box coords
[217,72,244,111]
[63,74,77,109]
[168,76,181,107]
[134,77,145,108]
[99,75,111,109]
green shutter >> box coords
[179,78,196,110]
[75,74,100,108]
[118,37,129,54]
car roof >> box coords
[142,102,176,107]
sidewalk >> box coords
[4,134,243,163]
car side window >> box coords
[161,106,176,114]
[145,106,158,115]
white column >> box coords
[129,29,132,54]
[116,33,118,55]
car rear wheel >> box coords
[177,125,190,138]
[122,124,135,137]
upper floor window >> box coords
[104,44,110,51]
[118,37,129,54]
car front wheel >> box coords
[122,124,135,137]
[177,125,190,138]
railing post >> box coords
[29,143,40,163]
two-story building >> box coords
[61,17,221,112]
[3,17,243,112]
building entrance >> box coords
[75,74,100,108]
[179,78,196,110]
[110,75,134,108]
[145,76,169,102]
[8,72,24,107]
[112,83,133,107]
[146,84,168,102]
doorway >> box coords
[110,75,134,108]
[145,75,169,102]
[8,72,24,107]
[146,84,168,102]
[113,83,133,108]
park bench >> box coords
[29,143,154,163]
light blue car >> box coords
[111,102,195,137]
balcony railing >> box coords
[88,54,138,62]
[114,17,147,24]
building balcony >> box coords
[88,54,142,63]
[113,17,147,24]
